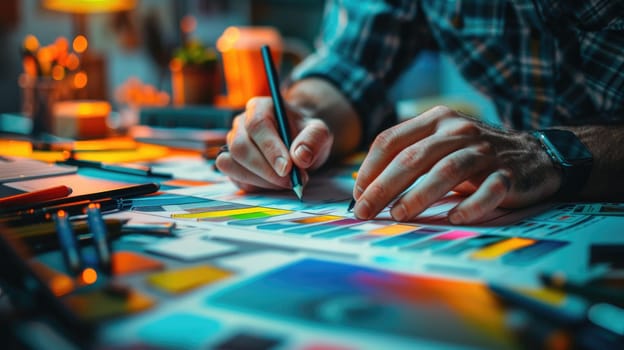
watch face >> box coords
[541,130,593,164]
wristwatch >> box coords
[532,129,593,198]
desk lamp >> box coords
[42,0,137,100]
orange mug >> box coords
[216,26,283,108]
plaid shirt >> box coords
[291,0,624,143]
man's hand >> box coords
[216,96,334,193]
[352,106,561,224]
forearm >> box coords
[561,125,624,200]
[285,78,362,157]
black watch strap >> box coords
[532,129,593,198]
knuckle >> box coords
[396,147,423,171]
[437,157,460,179]
[431,105,452,116]
[366,182,389,202]
[372,127,400,151]
[228,138,247,159]
[311,122,332,141]
[490,173,511,195]
[244,112,271,135]
[245,96,262,110]
[474,141,493,155]
[406,192,429,214]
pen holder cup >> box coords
[19,74,64,136]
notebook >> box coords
[0,156,77,183]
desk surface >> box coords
[1,138,623,350]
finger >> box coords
[216,151,290,191]
[227,117,291,187]
[244,97,291,177]
[354,106,455,199]
[389,147,494,221]
[290,119,333,170]
[353,135,472,220]
[448,170,511,225]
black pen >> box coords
[11,218,127,253]
[261,45,304,200]
[58,158,172,179]
[54,210,83,275]
[0,182,160,214]
[86,203,112,274]
[0,197,131,225]
[540,272,624,307]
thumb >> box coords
[290,119,333,170]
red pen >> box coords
[0,185,72,208]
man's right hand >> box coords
[215,96,334,193]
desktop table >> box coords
[0,134,622,350]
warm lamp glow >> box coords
[73,35,88,53]
[43,0,137,13]
[74,71,88,89]
[81,268,98,285]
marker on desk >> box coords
[0,185,72,208]
[1,197,131,225]
[261,45,304,200]
[86,203,112,274]
[58,158,172,179]
[0,182,159,214]
[53,210,83,275]
[540,272,624,307]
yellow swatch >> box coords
[294,215,342,224]
[471,237,535,260]
[172,207,287,219]
[370,224,419,236]
[147,265,232,294]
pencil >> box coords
[0,185,72,208]
[261,45,304,200]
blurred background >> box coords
[0,0,498,137]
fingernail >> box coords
[449,211,464,225]
[275,156,288,176]
[295,145,313,166]
[355,199,372,219]
[391,203,407,222]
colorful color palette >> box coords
[147,265,232,294]
[400,230,479,252]
[146,238,236,261]
[172,206,291,222]
[137,313,222,349]
[64,287,155,321]
[111,251,165,276]
[210,258,516,349]
[470,237,535,260]
[256,215,343,231]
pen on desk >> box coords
[12,218,126,253]
[0,185,72,208]
[261,45,304,200]
[0,197,130,226]
[0,182,160,214]
[86,203,112,274]
[540,272,624,307]
[58,158,172,179]
[53,210,83,275]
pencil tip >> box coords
[293,185,303,201]
[347,198,356,212]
